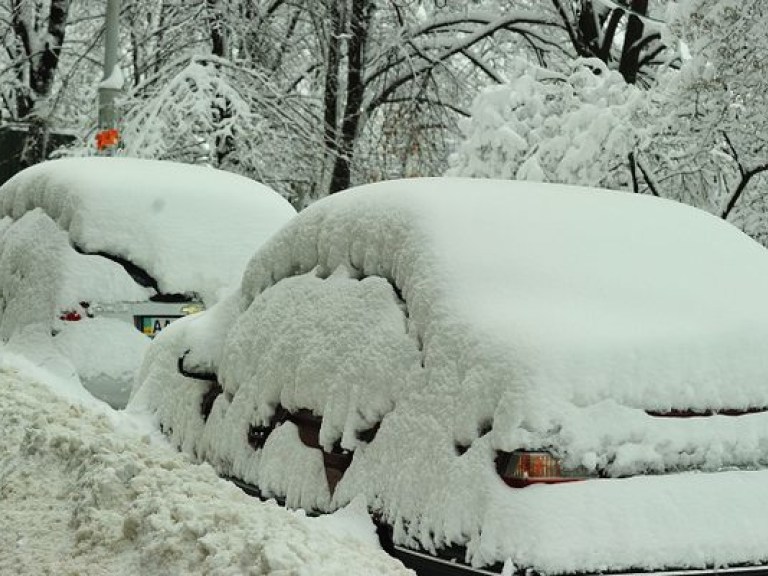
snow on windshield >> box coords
[0,157,297,302]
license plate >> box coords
[136,316,181,337]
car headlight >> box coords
[181,303,205,315]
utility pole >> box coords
[96,0,121,153]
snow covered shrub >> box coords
[448,59,651,191]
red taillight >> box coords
[59,311,82,321]
[59,302,90,322]
[496,450,588,488]
[518,452,561,478]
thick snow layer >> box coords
[133,178,768,572]
[0,355,412,576]
[0,157,297,302]
[239,178,768,416]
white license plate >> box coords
[136,316,181,337]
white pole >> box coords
[98,0,121,132]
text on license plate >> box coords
[136,316,181,337]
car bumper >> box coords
[392,545,768,576]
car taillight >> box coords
[496,450,588,488]
[59,310,82,321]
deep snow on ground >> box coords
[0,353,412,576]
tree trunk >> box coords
[206,0,227,57]
[618,0,648,84]
[328,0,372,194]
[322,0,344,191]
[206,0,235,165]
[19,118,50,170]
[12,0,72,167]
[576,0,600,57]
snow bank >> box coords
[0,363,412,576]
[0,157,297,302]
[133,178,768,572]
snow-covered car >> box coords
[0,157,296,409]
[131,178,768,575]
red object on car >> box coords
[59,310,82,321]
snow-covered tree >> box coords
[1,0,76,165]
[641,0,768,240]
[554,0,672,85]
[448,58,651,191]
[101,1,589,199]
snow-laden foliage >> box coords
[120,57,252,162]
[448,59,650,191]
[115,56,321,203]
[643,0,768,240]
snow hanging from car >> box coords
[0,354,412,576]
[133,178,768,573]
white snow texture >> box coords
[0,358,412,576]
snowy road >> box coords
[0,362,413,576]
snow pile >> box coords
[133,178,768,572]
[448,59,649,191]
[0,359,412,576]
[0,157,297,302]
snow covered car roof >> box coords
[0,157,297,302]
[240,177,768,416]
[132,177,768,574]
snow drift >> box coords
[0,362,411,576]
